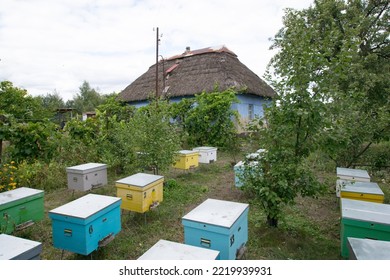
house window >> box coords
[248,104,254,120]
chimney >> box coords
[185,46,190,53]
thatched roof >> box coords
[118,45,276,102]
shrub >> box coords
[17,160,67,192]
[0,161,18,193]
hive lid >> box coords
[336,167,370,179]
[66,162,107,172]
[182,198,249,228]
[49,194,121,219]
[246,153,260,160]
[192,147,217,151]
[178,150,198,155]
[0,187,43,209]
[116,173,164,187]
[341,198,390,224]
[338,180,384,195]
[0,234,42,260]
[234,160,258,167]
[138,239,220,260]
[348,237,390,260]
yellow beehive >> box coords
[115,173,164,213]
[172,150,199,170]
[339,180,384,203]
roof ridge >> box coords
[166,45,237,61]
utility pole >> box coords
[155,27,159,100]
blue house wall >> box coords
[128,93,272,131]
[233,94,271,120]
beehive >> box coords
[340,198,390,258]
[137,239,220,260]
[49,194,121,255]
[347,237,390,260]
[116,173,164,213]
[192,147,217,164]
[66,163,107,191]
[172,150,199,170]
[234,160,259,188]
[0,187,44,234]
[336,167,370,182]
[0,234,42,260]
[338,180,384,203]
[182,198,249,260]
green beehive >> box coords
[0,187,44,234]
[340,198,390,258]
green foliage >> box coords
[7,121,60,163]
[266,0,390,167]
[131,99,181,174]
[0,81,41,120]
[33,91,66,123]
[246,0,389,226]
[68,81,106,114]
[96,94,135,125]
[64,117,101,145]
[16,160,67,192]
[0,81,63,162]
[171,87,240,150]
[99,120,137,174]
[355,141,390,170]
[52,132,100,166]
[0,161,18,193]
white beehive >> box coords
[138,239,220,260]
[336,167,370,182]
[192,147,217,163]
[66,163,108,191]
[0,234,42,260]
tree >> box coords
[96,94,135,130]
[0,81,53,162]
[241,92,326,227]
[70,81,105,114]
[131,98,181,175]
[171,87,240,149]
[266,0,390,167]
[241,0,390,227]
[0,81,42,120]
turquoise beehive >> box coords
[49,194,121,256]
[182,198,249,260]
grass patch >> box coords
[8,150,389,259]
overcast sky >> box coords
[0,0,313,101]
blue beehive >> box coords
[49,194,121,255]
[182,198,249,260]
[234,160,259,188]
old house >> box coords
[117,45,275,128]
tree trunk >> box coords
[267,215,278,227]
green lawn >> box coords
[12,150,389,260]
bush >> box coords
[0,161,18,193]
[17,160,67,192]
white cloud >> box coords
[0,0,313,101]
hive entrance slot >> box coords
[16,220,34,231]
[149,201,160,210]
[236,244,247,260]
[98,233,114,248]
